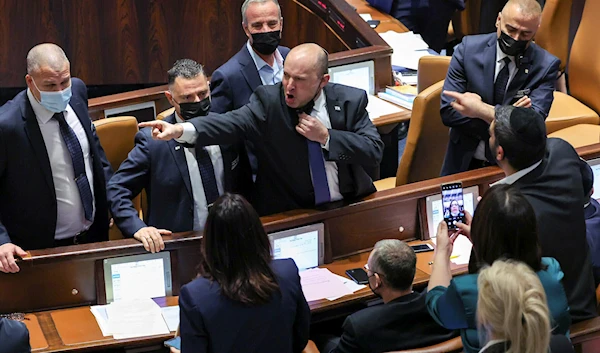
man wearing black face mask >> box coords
[439,0,559,176]
[209,0,289,179]
[107,59,251,253]
[317,240,456,353]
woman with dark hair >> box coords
[178,193,310,353]
[425,184,570,353]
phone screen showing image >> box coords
[442,182,465,229]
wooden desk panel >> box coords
[52,307,108,346]
[24,314,48,351]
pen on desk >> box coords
[428,255,460,265]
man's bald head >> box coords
[501,0,542,20]
[27,43,70,75]
[287,43,329,78]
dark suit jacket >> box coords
[0,318,30,353]
[440,33,560,176]
[585,198,600,287]
[210,44,290,114]
[480,335,574,353]
[179,259,310,353]
[188,83,384,216]
[0,78,112,250]
[107,113,251,237]
[333,291,457,353]
[512,138,597,322]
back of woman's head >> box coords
[477,260,551,353]
[471,184,542,271]
[200,193,279,305]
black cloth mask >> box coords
[498,30,529,57]
[251,30,281,55]
[179,97,211,120]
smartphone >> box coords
[346,268,369,285]
[441,182,466,230]
[164,337,181,350]
[410,243,434,253]
[366,20,380,29]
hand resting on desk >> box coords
[0,243,27,273]
[134,227,170,253]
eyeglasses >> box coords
[0,313,27,321]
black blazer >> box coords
[210,44,290,114]
[0,318,30,353]
[0,78,113,249]
[179,259,310,353]
[188,83,384,215]
[107,113,252,237]
[440,33,560,176]
[333,291,457,353]
[513,138,597,322]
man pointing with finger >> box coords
[140,43,383,216]
[440,0,559,176]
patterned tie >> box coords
[196,147,220,205]
[53,112,94,221]
[307,140,331,205]
[494,57,512,105]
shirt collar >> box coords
[496,42,515,65]
[480,340,509,353]
[175,113,184,124]
[313,88,327,114]
[27,88,55,124]
[246,41,283,72]
[491,160,542,186]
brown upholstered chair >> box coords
[535,0,572,74]
[157,107,175,120]
[546,92,599,133]
[374,81,447,191]
[302,340,320,353]
[93,116,142,240]
[385,336,463,353]
[417,56,451,93]
[548,124,600,149]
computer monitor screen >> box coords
[425,185,479,239]
[587,158,600,201]
[328,61,375,95]
[268,223,325,271]
[103,252,173,303]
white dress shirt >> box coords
[27,89,95,240]
[175,115,224,230]
[246,41,284,85]
[490,160,542,186]
[473,43,518,161]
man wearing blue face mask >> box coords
[209,0,290,179]
[107,59,252,253]
[439,0,559,176]
[0,43,113,273]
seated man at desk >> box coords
[322,239,456,353]
[440,0,559,176]
[456,102,596,321]
[0,43,113,273]
[107,59,251,253]
[0,317,30,353]
[139,43,384,216]
[581,162,600,287]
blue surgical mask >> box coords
[31,78,72,113]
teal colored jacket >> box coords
[426,257,571,353]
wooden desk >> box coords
[345,0,408,34]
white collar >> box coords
[27,88,55,124]
[491,160,542,186]
[246,41,283,71]
[496,42,515,65]
[312,88,327,113]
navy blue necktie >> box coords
[494,57,512,105]
[196,147,220,205]
[54,112,94,221]
[307,140,331,205]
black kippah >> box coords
[509,108,546,146]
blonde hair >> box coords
[477,260,551,353]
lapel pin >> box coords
[334,106,341,111]
[525,69,529,74]
[175,145,181,151]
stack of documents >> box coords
[378,31,434,70]
[91,298,174,339]
[300,268,355,302]
[367,94,405,120]
[377,85,418,110]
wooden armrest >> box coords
[303,340,320,353]
[385,336,463,353]
[571,316,600,343]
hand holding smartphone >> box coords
[441,182,466,230]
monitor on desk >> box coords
[328,60,375,95]
[587,158,600,201]
[268,223,325,271]
[103,252,173,303]
[425,185,479,239]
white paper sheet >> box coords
[161,306,180,332]
[327,273,367,301]
[105,299,170,339]
[90,305,111,336]
[367,95,405,120]
[300,268,353,302]
[378,31,434,70]
[431,235,472,265]
[359,14,372,21]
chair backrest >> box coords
[568,0,600,114]
[93,116,140,240]
[157,107,175,120]
[535,0,572,73]
[417,56,452,93]
[395,80,447,187]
